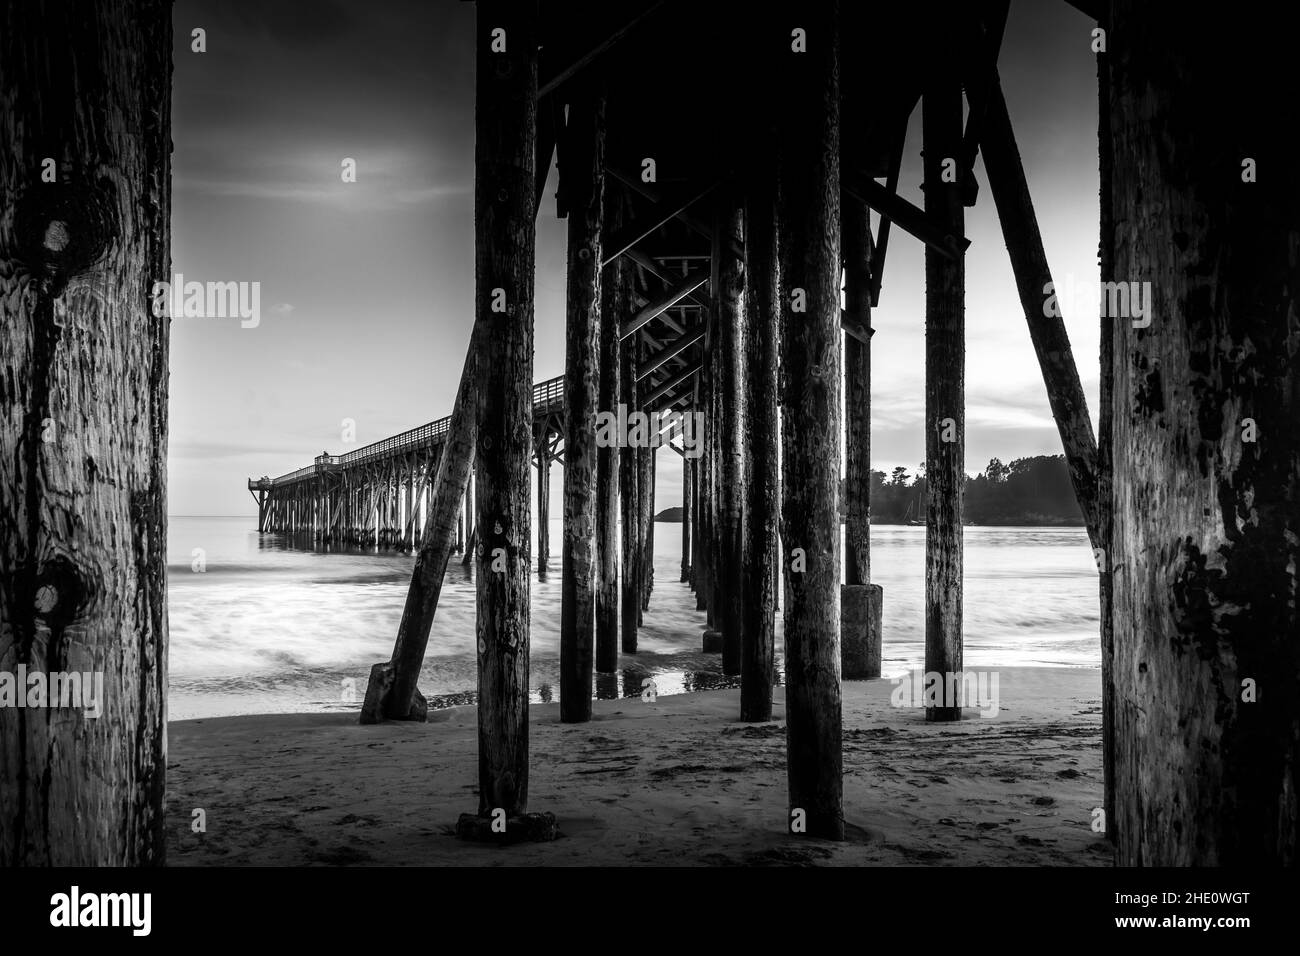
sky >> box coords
[167,0,1100,518]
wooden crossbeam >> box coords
[637,326,704,380]
[641,357,702,406]
[960,0,1011,206]
[536,95,558,216]
[607,165,745,260]
[843,169,969,260]
[870,127,906,307]
[1062,0,1102,19]
[632,299,685,335]
[329,490,345,529]
[977,73,1101,548]
[620,272,708,339]
[601,182,718,267]
[841,313,872,345]
[658,311,686,334]
[403,472,430,533]
[643,393,692,417]
[538,2,665,98]
[623,246,709,307]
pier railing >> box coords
[252,374,566,488]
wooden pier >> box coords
[9,0,1269,863]
[251,0,1087,840]
[247,375,570,552]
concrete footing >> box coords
[841,583,883,679]
[455,811,558,844]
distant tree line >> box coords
[864,454,1084,525]
[656,455,1085,526]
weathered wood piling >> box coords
[618,319,641,653]
[679,457,692,583]
[595,188,628,673]
[470,0,538,824]
[841,196,882,680]
[716,196,746,676]
[922,66,965,723]
[1,0,171,865]
[559,87,605,723]
[1103,0,1300,865]
[741,154,779,722]
[535,422,551,577]
[776,1,845,840]
[360,335,479,723]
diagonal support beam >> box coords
[843,169,970,261]
[619,272,708,339]
[870,132,906,306]
[601,182,717,267]
[637,326,704,379]
[1062,0,1102,19]
[959,0,1010,206]
[977,74,1101,548]
[623,246,709,308]
[841,312,872,345]
[536,95,558,217]
[539,2,666,98]
[608,165,745,260]
[641,357,702,406]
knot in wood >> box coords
[32,554,92,630]
[15,181,118,287]
[34,585,59,614]
[43,221,71,252]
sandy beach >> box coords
[165,666,1109,866]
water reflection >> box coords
[422,668,757,712]
[170,517,1099,720]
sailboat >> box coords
[902,493,924,526]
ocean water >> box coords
[167,517,1100,720]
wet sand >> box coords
[165,666,1109,866]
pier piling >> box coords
[619,314,640,654]
[841,195,883,680]
[716,195,746,676]
[741,153,780,722]
[595,188,628,673]
[0,0,171,865]
[536,423,551,577]
[922,64,966,723]
[559,86,605,723]
[1103,1,1300,865]
[679,457,692,583]
[777,0,845,841]
[469,0,539,823]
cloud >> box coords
[174,174,469,209]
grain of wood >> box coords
[0,0,172,866]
